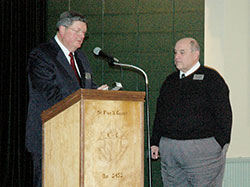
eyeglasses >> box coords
[67,27,88,36]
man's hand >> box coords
[97,84,109,90]
[151,145,159,159]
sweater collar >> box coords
[179,61,200,79]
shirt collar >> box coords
[54,35,74,60]
[180,61,200,79]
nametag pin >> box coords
[193,74,204,80]
[85,73,91,80]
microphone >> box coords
[93,47,119,64]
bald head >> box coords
[177,37,200,52]
[174,37,200,73]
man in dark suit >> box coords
[26,11,107,187]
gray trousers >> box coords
[159,137,228,187]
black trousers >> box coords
[32,153,42,187]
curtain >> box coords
[0,1,47,186]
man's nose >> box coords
[175,53,180,60]
[79,32,86,39]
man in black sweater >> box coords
[151,37,232,186]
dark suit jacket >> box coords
[26,38,97,155]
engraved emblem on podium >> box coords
[97,126,129,164]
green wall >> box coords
[47,0,204,186]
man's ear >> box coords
[195,50,200,60]
[58,25,66,35]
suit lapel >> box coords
[74,52,87,87]
[56,51,74,78]
[47,39,80,88]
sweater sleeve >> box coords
[209,71,232,148]
[150,80,168,146]
[151,97,164,146]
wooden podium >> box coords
[41,89,145,187]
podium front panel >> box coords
[82,99,144,187]
[43,101,81,187]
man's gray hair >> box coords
[56,11,87,30]
[190,39,200,52]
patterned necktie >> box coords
[69,52,80,84]
[181,74,185,79]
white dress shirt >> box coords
[54,35,81,77]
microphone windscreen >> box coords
[93,47,101,55]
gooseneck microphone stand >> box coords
[112,62,152,187]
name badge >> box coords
[85,73,91,80]
[193,74,204,80]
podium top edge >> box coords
[79,89,145,101]
[41,89,145,123]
